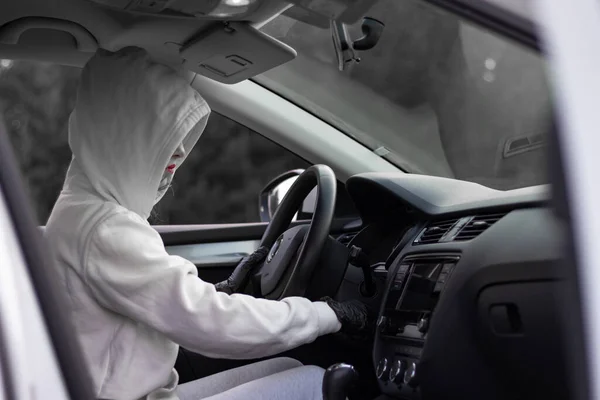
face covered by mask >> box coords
[156,142,186,202]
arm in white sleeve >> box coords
[83,211,341,359]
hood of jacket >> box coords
[63,47,210,219]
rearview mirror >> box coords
[259,169,317,222]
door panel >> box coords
[158,222,270,282]
[167,240,259,265]
[166,240,260,283]
[157,222,271,246]
[155,218,360,246]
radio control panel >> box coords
[374,254,460,398]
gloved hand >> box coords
[215,246,269,294]
[321,296,370,335]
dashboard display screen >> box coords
[397,263,442,312]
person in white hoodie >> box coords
[45,47,369,400]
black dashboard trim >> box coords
[346,173,549,222]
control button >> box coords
[398,264,410,273]
[417,317,429,333]
[433,281,445,293]
[376,358,389,381]
[389,359,406,384]
[404,362,418,388]
[437,272,448,283]
[441,263,454,274]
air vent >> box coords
[337,232,357,246]
[414,218,460,245]
[453,213,506,241]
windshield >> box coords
[257,0,551,190]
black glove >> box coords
[321,296,370,335]
[215,246,269,294]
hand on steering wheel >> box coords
[214,246,270,294]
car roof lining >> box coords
[0,17,99,53]
[0,0,541,70]
[0,0,291,68]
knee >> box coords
[299,365,326,381]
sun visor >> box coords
[180,22,296,84]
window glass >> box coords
[152,113,310,224]
[258,0,550,190]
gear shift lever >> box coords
[322,363,358,400]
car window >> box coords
[258,0,550,190]
[0,60,309,225]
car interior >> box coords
[0,0,572,399]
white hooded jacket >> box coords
[45,48,341,400]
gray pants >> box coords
[177,358,324,400]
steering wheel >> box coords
[247,165,337,300]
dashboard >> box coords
[344,173,567,400]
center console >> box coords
[373,253,459,398]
